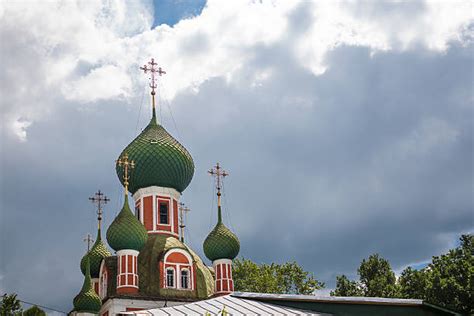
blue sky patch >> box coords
[153,0,207,27]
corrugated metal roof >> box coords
[231,292,424,306]
[120,295,332,315]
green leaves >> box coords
[0,294,22,316]
[330,275,363,296]
[22,306,46,316]
[331,234,473,314]
[232,258,324,295]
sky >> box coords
[0,0,473,314]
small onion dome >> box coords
[73,257,101,313]
[106,194,148,252]
[203,206,240,261]
[116,114,194,194]
[80,228,111,278]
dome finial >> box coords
[73,257,102,313]
[203,163,240,261]
[208,162,229,220]
[116,153,135,195]
[140,58,166,122]
[88,189,110,231]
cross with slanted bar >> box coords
[89,190,110,230]
[116,153,135,193]
[208,162,228,207]
[83,233,94,252]
[178,202,191,242]
[140,58,166,105]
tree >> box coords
[425,234,473,314]
[330,275,363,297]
[332,234,473,314]
[331,253,399,298]
[398,266,428,299]
[233,258,324,295]
[0,293,22,316]
[23,306,46,316]
[358,253,399,297]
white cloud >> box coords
[62,65,132,102]
[0,0,472,141]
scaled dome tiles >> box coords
[203,207,240,261]
[116,116,194,194]
[73,258,102,313]
[106,195,148,252]
[80,229,111,278]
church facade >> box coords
[71,59,240,316]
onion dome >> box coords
[73,257,102,313]
[106,194,148,252]
[116,112,194,194]
[80,228,111,278]
[203,206,240,261]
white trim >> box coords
[156,198,171,226]
[133,186,181,201]
[117,249,139,256]
[152,194,156,229]
[165,267,176,288]
[213,258,232,266]
[163,248,193,264]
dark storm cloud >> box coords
[1,3,473,314]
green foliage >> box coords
[22,306,46,316]
[399,266,428,299]
[424,234,473,314]
[233,258,324,295]
[332,234,473,314]
[330,275,363,296]
[358,254,399,297]
[0,293,22,316]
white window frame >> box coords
[166,267,175,288]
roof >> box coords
[116,114,194,194]
[106,194,148,252]
[232,292,424,306]
[118,294,331,315]
[102,235,214,301]
[203,206,240,261]
[232,292,461,316]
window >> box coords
[135,204,140,221]
[181,269,189,289]
[159,202,169,224]
[166,268,175,287]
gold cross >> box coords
[83,233,94,252]
[208,162,228,207]
[89,190,110,230]
[140,58,166,112]
[116,153,135,193]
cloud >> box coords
[0,0,472,312]
[1,1,472,141]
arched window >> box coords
[166,268,175,288]
[100,269,108,299]
[181,269,189,289]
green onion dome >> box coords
[116,112,194,194]
[106,194,148,252]
[73,257,102,313]
[203,206,240,261]
[80,228,111,278]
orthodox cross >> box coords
[116,153,135,193]
[83,233,94,252]
[178,202,191,242]
[88,190,109,230]
[208,162,228,207]
[140,58,166,110]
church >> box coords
[71,58,239,315]
[70,59,458,316]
